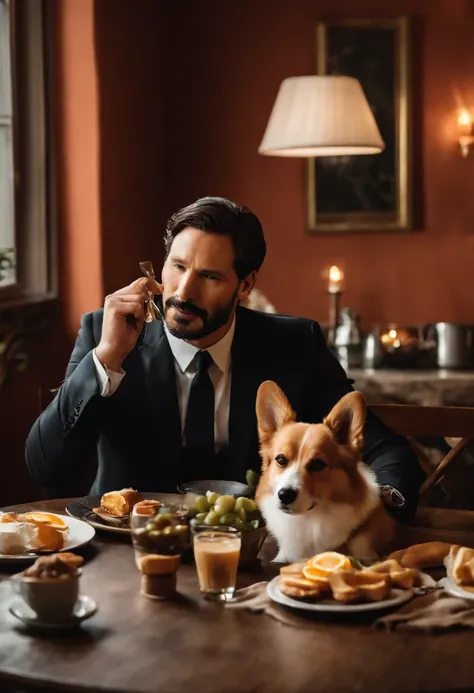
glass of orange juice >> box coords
[192,525,241,602]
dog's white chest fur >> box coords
[259,465,380,563]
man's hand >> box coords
[95,277,162,372]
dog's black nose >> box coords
[278,488,298,506]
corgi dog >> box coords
[255,381,396,563]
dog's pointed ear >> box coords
[256,381,296,446]
[323,391,365,453]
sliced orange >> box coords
[21,512,69,531]
[303,551,353,582]
[34,523,65,552]
[0,512,20,523]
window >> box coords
[0,0,56,305]
[0,0,15,287]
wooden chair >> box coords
[370,403,474,535]
[370,403,474,498]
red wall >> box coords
[161,0,474,329]
[3,0,474,506]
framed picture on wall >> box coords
[308,17,413,233]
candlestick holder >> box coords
[327,290,342,347]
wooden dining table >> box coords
[1,498,474,693]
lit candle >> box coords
[458,110,474,158]
[328,265,344,294]
[381,328,401,348]
[458,109,472,137]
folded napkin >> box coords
[375,590,474,632]
[227,581,316,628]
[227,572,474,633]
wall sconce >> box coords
[458,109,474,158]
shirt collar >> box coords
[164,316,235,374]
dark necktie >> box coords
[183,350,215,457]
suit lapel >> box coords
[228,309,264,480]
[137,320,182,467]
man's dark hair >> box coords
[164,196,266,279]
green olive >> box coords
[148,529,162,539]
[145,522,156,532]
[234,517,245,531]
[235,507,246,522]
[175,524,189,534]
[246,469,259,488]
[195,495,210,513]
[204,510,222,525]
[162,526,174,535]
[214,495,235,514]
[154,515,171,529]
[219,512,237,526]
[206,491,220,505]
[195,512,207,523]
[234,497,256,513]
[187,506,198,519]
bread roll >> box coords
[100,488,142,517]
[388,541,453,569]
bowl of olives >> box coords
[131,504,191,556]
[186,491,267,566]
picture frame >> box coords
[308,17,412,233]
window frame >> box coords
[0,0,57,309]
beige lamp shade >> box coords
[258,75,385,157]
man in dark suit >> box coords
[26,197,423,518]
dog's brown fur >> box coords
[255,381,396,561]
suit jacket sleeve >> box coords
[309,320,425,519]
[25,311,107,488]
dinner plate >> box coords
[0,515,95,564]
[439,576,474,601]
[66,493,188,535]
[266,575,414,613]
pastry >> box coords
[387,541,453,569]
[22,554,81,579]
[99,488,142,517]
[329,570,391,603]
[362,559,419,589]
[133,499,162,516]
[135,553,180,575]
[279,575,327,599]
[444,545,474,587]
[56,552,84,568]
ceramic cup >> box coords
[11,572,80,623]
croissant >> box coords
[100,488,142,517]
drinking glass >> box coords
[192,525,241,602]
[131,503,189,599]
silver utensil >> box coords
[139,261,163,322]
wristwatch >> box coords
[380,484,406,509]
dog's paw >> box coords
[273,551,290,564]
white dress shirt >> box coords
[92,317,235,451]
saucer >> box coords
[9,594,98,630]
